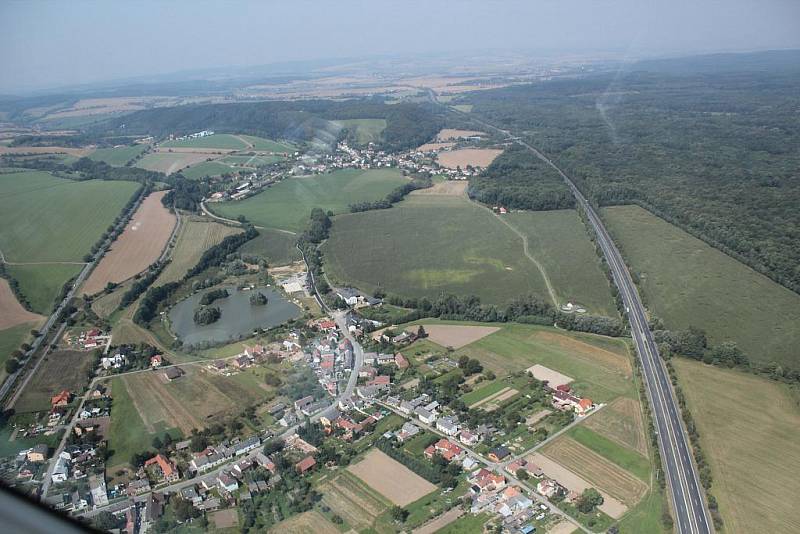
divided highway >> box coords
[456,106,713,533]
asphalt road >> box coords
[513,135,712,533]
[448,102,713,533]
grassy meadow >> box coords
[161,133,248,150]
[505,210,616,316]
[236,135,294,152]
[603,205,800,368]
[0,170,137,312]
[88,144,148,166]
[322,195,551,305]
[673,358,800,534]
[0,323,35,381]
[179,160,241,180]
[240,228,301,266]
[212,168,409,232]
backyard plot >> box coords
[583,397,648,457]
[271,510,340,534]
[437,148,503,169]
[348,448,437,506]
[417,324,499,349]
[82,191,176,295]
[320,470,390,531]
[527,364,574,388]
[14,350,95,413]
[538,436,649,508]
[469,386,519,411]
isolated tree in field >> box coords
[390,506,408,522]
[417,325,427,338]
[576,487,604,513]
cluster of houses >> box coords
[166,130,214,141]
[305,322,353,397]
[67,328,111,351]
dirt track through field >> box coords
[0,278,44,330]
[82,191,176,294]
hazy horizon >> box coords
[1,0,799,93]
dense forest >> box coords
[468,145,574,210]
[460,53,800,294]
[90,98,444,152]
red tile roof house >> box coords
[296,456,316,474]
[144,454,180,483]
[51,390,72,409]
[395,353,409,370]
[470,468,507,493]
[366,375,390,387]
[424,439,464,462]
[150,355,163,368]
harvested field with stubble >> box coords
[82,191,176,295]
[320,470,390,530]
[583,397,648,457]
[0,278,43,330]
[435,129,485,141]
[673,359,800,534]
[437,148,503,169]
[410,179,467,196]
[417,324,499,349]
[539,436,648,508]
[155,217,241,284]
[348,448,437,506]
[271,510,341,534]
[526,364,574,388]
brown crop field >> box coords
[437,148,503,169]
[673,359,800,534]
[539,436,648,508]
[526,364,574,388]
[348,448,437,506]
[155,217,241,284]
[535,331,632,375]
[320,471,389,530]
[435,129,485,141]
[583,397,648,456]
[0,278,43,330]
[82,191,176,295]
[14,350,95,413]
[272,510,341,534]
[416,324,499,349]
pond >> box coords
[169,285,301,346]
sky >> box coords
[1,0,799,93]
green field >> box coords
[335,118,387,145]
[106,376,179,471]
[240,228,301,266]
[459,380,506,406]
[236,135,294,152]
[0,323,35,379]
[0,170,137,312]
[0,171,138,262]
[6,263,82,313]
[435,513,489,534]
[505,210,616,316]
[218,154,284,166]
[212,168,409,232]
[88,144,148,166]
[322,195,550,305]
[603,205,800,368]
[568,425,650,481]
[180,160,242,180]
[161,133,248,150]
[421,320,635,402]
[673,359,800,534]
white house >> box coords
[51,457,68,483]
[437,416,460,437]
[415,407,437,425]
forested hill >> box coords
[95,98,444,152]
[459,52,800,294]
